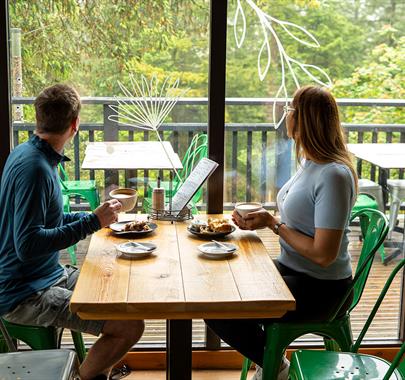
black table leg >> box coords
[166,320,192,380]
[379,167,389,209]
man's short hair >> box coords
[34,84,81,135]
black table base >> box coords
[167,320,192,380]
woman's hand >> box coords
[232,209,278,231]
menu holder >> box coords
[169,158,219,216]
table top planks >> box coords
[70,215,295,320]
[81,141,183,170]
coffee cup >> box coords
[109,188,138,212]
[235,202,263,218]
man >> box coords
[0,84,144,380]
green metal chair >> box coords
[62,194,78,265]
[0,318,86,363]
[58,163,100,211]
[142,134,208,214]
[289,258,405,380]
[240,208,389,380]
[351,193,386,263]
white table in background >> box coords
[348,143,405,262]
[82,141,183,170]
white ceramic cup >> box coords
[109,188,138,212]
[235,202,263,218]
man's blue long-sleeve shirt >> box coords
[0,135,100,315]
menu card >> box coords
[169,158,219,215]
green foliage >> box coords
[334,36,405,124]
[8,0,405,201]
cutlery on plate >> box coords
[211,240,234,251]
[129,241,155,251]
[115,242,153,251]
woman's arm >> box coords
[276,223,343,267]
[233,209,344,268]
[233,165,354,268]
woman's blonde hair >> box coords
[291,85,358,193]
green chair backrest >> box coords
[57,164,69,190]
[329,208,389,321]
[173,133,208,193]
[350,258,405,379]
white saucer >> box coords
[115,242,157,259]
[197,242,238,259]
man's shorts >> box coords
[3,265,105,336]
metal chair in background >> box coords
[387,179,405,240]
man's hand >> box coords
[93,199,122,228]
[232,209,277,231]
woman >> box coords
[205,85,358,380]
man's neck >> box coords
[34,131,68,154]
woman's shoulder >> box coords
[313,161,354,189]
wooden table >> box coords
[82,141,183,170]
[70,215,295,380]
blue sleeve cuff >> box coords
[85,213,101,233]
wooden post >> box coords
[0,0,12,176]
[207,0,227,214]
[10,27,23,122]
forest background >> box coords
[8,0,405,203]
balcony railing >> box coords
[11,97,405,209]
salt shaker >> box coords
[152,177,165,212]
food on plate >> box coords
[123,220,151,232]
[191,218,233,234]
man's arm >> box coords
[13,167,100,261]
[63,211,88,224]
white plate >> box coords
[197,242,238,259]
[116,242,157,259]
[110,221,157,236]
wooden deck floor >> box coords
[59,224,403,346]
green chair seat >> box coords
[62,180,97,191]
[352,193,379,214]
[240,209,389,380]
[58,164,100,211]
[290,349,403,380]
[0,319,86,363]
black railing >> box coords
[12,97,405,209]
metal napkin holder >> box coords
[147,204,193,222]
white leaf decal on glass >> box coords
[278,21,320,48]
[257,31,271,81]
[108,74,189,183]
[233,0,246,48]
[233,0,332,129]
